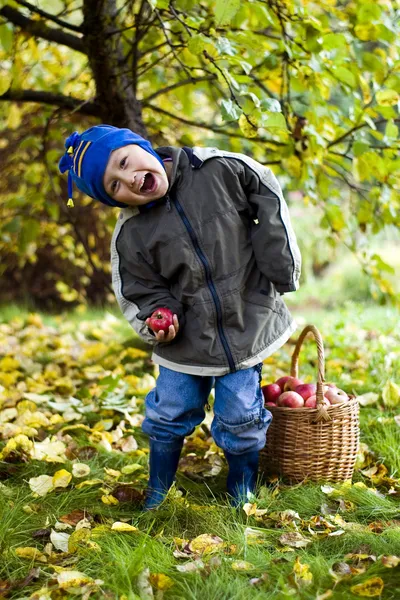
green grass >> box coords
[1,288,400,599]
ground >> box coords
[0,299,399,599]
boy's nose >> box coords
[121,172,136,189]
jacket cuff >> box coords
[274,282,298,293]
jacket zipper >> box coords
[169,194,237,373]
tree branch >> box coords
[142,75,216,102]
[0,5,85,53]
[14,0,83,33]
[328,118,400,148]
[143,102,286,148]
[0,89,100,117]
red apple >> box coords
[295,383,316,401]
[148,308,174,333]
[275,376,292,392]
[283,377,304,392]
[277,391,304,408]
[262,383,281,404]
[304,394,330,408]
[265,401,277,407]
[325,388,349,405]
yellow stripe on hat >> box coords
[77,141,92,177]
[73,140,85,172]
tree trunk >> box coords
[82,0,147,135]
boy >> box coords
[59,124,301,509]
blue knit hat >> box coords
[58,124,166,208]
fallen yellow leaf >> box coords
[15,547,47,563]
[57,570,93,589]
[350,577,384,597]
[53,469,72,488]
[111,522,138,532]
[149,573,174,590]
[381,555,400,568]
[293,556,313,585]
[101,494,119,505]
[231,560,256,571]
[188,534,225,555]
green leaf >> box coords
[325,204,346,231]
[334,67,357,88]
[220,99,241,121]
[188,34,218,57]
[215,37,236,56]
[2,217,21,233]
[305,25,321,52]
[19,219,40,253]
[0,72,12,95]
[0,23,13,53]
[322,33,347,50]
[382,380,400,408]
[214,0,241,27]
[260,98,282,113]
[353,141,369,157]
[357,3,382,24]
[385,120,398,139]
[371,254,395,275]
[263,112,287,131]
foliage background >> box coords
[0,0,399,311]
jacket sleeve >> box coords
[236,157,301,293]
[110,222,185,345]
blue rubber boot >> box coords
[224,450,259,507]
[144,439,184,510]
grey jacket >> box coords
[110,145,301,376]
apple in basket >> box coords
[325,388,349,404]
[295,383,316,400]
[277,391,304,408]
[262,383,281,404]
[283,377,304,392]
[274,376,293,392]
[304,395,330,408]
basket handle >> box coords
[290,325,331,421]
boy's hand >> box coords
[146,314,179,343]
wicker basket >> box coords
[260,324,360,483]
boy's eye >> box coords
[111,180,117,193]
[120,157,127,168]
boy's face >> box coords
[103,144,170,206]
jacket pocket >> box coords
[242,288,277,310]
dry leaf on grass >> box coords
[231,560,256,571]
[72,463,91,478]
[15,547,47,563]
[29,475,54,497]
[53,469,72,488]
[137,567,154,599]
[188,534,225,555]
[380,555,400,567]
[50,529,70,552]
[293,556,313,586]
[176,560,205,573]
[350,577,384,597]
[279,532,312,548]
[111,522,138,532]
[149,573,174,590]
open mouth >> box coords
[139,173,157,194]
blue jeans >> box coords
[142,364,272,455]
